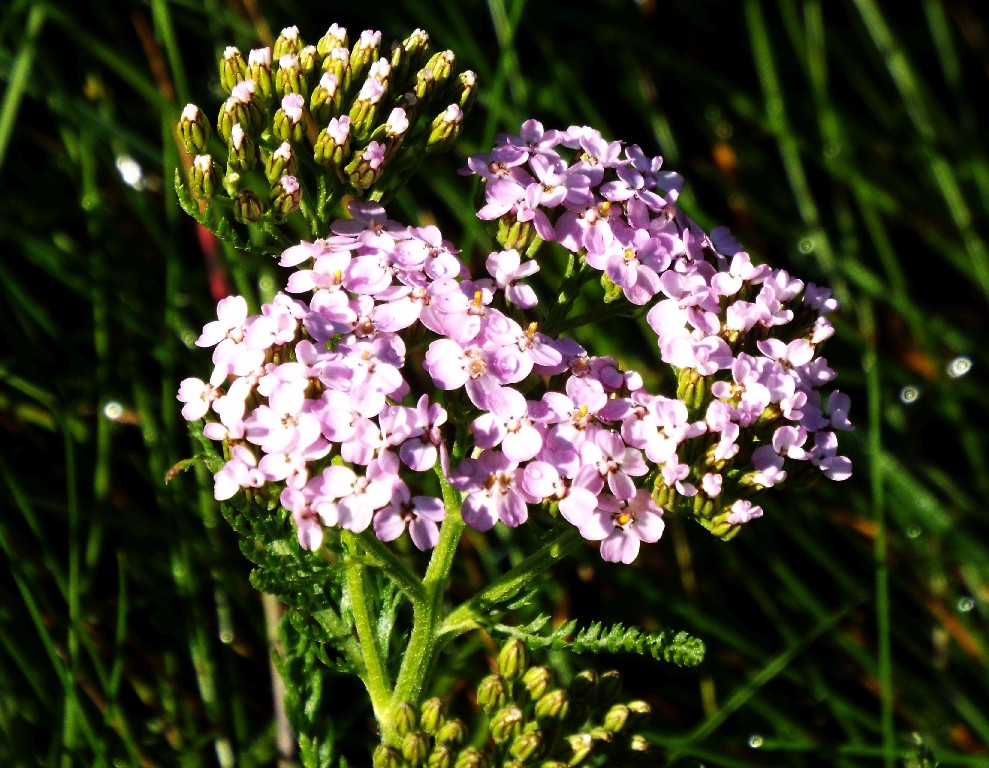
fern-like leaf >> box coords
[493,617,705,667]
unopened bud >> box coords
[178,104,211,154]
[567,733,595,764]
[597,671,623,705]
[273,25,302,60]
[396,28,430,83]
[476,674,508,714]
[188,154,218,200]
[453,70,478,113]
[413,69,437,104]
[497,639,529,681]
[322,48,352,101]
[313,116,351,168]
[219,46,247,94]
[534,689,569,724]
[269,175,301,218]
[317,23,348,57]
[351,29,382,82]
[426,746,452,768]
[247,48,274,105]
[602,704,630,734]
[496,218,539,255]
[520,665,552,702]
[372,744,402,768]
[310,71,341,125]
[420,697,445,735]
[425,103,462,152]
[509,730,544,763]
[453,746,486,768]
[401,731,429,766]
[434,718,466,747]
[299,45,320,76]
[489,705,524,744]
[568,670,597,701]
[394,701,418,737]
[275,54,307,99]
[345,141,387,191]
[218,81,262,139]
[264,142,297,184]
[629,734,651,753]
[423,50,455,92]
[273,93,306,142]
[676,367,708,414]
[226,123,256,172]
[626,700,651,731]
[233,189,263,223]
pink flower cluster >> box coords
[178,120,851,563]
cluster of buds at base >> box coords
[176,23,478,236]
[370,641,654,768]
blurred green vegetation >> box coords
[1,0,987,765]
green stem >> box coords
[387,469,466,722]
[438,527,584,640]
[342,531,392,728]
[355,530,427,603]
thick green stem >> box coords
[438,527,584,640]
[355,530,427,603]
[388,472,466,717]
[342,532,392,732]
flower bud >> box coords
[372,744,403,768]
[625,700,651,731]
[269,175,301,219]
[322,48,352,101]
[247,48,274,106]
[423,50,455,93]
[434,718,466,747]
[219,46,247,94]
[264,142,297,184]
[489,705,524,744]
[178,104,211,154]
[602,704,630,734]
[401,731,429,766]
[345,141,387,191]
[676,367,709,414]
[476,674,509,714]
[567,733,594,764]
[629,734,651,753]
[520,666,553,702]
[509,730,544,763]
[275,54,307,99]
[426,746,452,768]
[452,747,486,768]
[299,45,320,77]
[226,123,256,172]
[568,670,597,701]
[317,24,348,57]
[426,104,463,153]
[413,69,437,105]
[394,701,418,737]
[390,27,429,87]
[497,639,529,681]
[534,689,569,724]
[188,154,218,201]
[313,116,351,168]
[453,70,478,113]
[233,189,263,223]
[310,72,342,125]
[273,25,302,60]
[350,29,382,83]
[496,218,538,256]
[273,93,306,142]
[420,697,445,735]
[218,81,263,139]
[596,671,623,705]
[651,479,675,512]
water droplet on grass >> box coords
[958,597,975,613]
[748,735,764,749]
[900,385,920,403]
[946,356,971,378]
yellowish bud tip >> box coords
[473,290,483,307]
[526,321,539,337]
